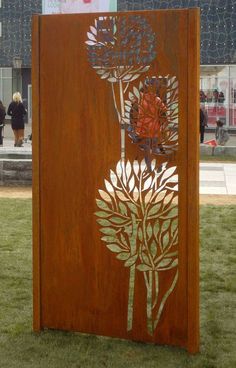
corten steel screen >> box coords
[32,9,199,353]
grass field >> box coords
[0,199,236,368]
[200,154,236,162]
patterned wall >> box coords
[0,0,41,67]
[0,1,235,66]
[118,0,236,65]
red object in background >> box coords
[203,139,217,147]
[83,0,92,3]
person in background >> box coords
[0,100,6,146]
[200,106,208,143]
[7,92,27,147]
[215,120,230,146]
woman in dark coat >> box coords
[7,92,27,147]
[0,100,6,146]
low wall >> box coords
[200,145,236,157]
[0,158,32,186]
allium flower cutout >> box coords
[86,15,157,82]
[95,159,178,335]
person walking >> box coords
[200,106,208,143]
[7,92,27,147]
[0,100,6,146]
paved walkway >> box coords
[200,163,236,195]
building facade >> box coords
[0,0,236,127]
[0,0,41,121]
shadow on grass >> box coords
[0,199,235,368]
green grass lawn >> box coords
[0,199,236,368]
[200,154,236,162]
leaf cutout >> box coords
[96,69,106,75]
[139,81,144,90]
[106,244,123,253]
[95,211,111,218]
[119,202,128,216]
[105,179,114,194]
[140,159,146,173]
[154,190,167,203]
[142,252,151,266]
[126,161,132,181]
[125,100,132,107]
[159,207,178,220]
[144,189,153,204]
[108,77,117,82]
[143,176,152,191]
[171,219,178,234]
[137,264,152,272]
[101,72,110,79]
[162,232,170,249]
[116,191,129,201]
[147,223,152,240]
[130,74,141,82]
[99,190,111,202]
[87,32,97,42]
[90,25,97,35]
[164,192,174,206]
[127,202,138,215]
[120,234,128,247]
[166,174,178,184]
[123,73,133,81]
[151,159,156,170]
[116,161,122,178]
[164,251,178,258]
[117,252,130,260]
[141,66,150,72]
[162,219,171,232]
[138,228,143,242]
[101,235,118,243]
[124,254,138,267]
[97,219,112,227]
[124,225,132,236]
[150,241,158,257]
[110,170,118,187]
[133,187,139,202]
[153,221,160,240]
[133,86,139,99]
[157,258,178,270]
[128,175,135,192]
[100,227,117,235]
[85,40,96,45]
[110,216,128,224]
[160,166,177,185]
[157,258,172,268]
[148,203,161,217]
[133,161,139,177]
[96,199,110,211]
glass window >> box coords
[0,68,13,111]
[200,65,236,128]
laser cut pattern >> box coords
[86,16,178,161]
[95,160,178,335]
[86,15,157,160]
[86,15,179,335]
[124,76,178,156]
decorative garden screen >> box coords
[32,9,199,353]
